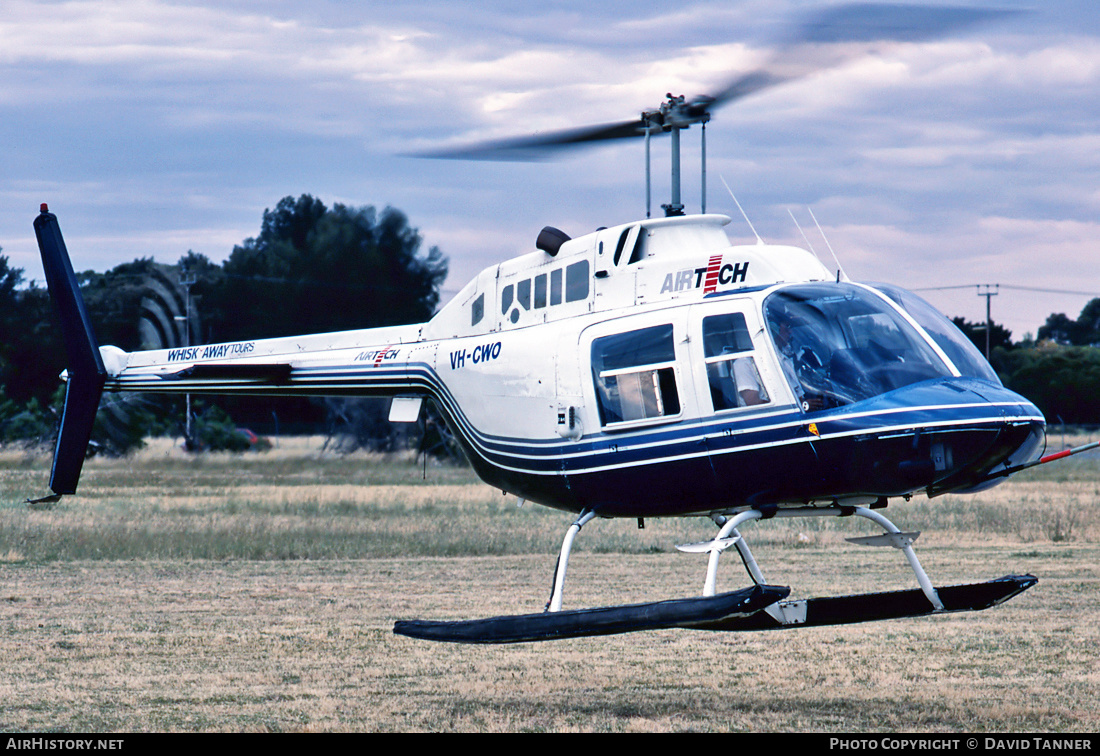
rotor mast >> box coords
[643,94,711,218]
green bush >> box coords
[995,344,1100,423]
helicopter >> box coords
[30,4,1100,643]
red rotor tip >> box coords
[40,203,49,213]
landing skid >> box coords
[693,574,1037,632]
[394,584,789,644]
[393,504,1037,644]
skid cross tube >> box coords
[703,506,944,612]
[547,509,596,612]
[704,510,764,595]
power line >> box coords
[997,284,1098,297]
[913,284,1097,297]
[911,282,1098,345]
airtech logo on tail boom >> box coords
[660,256,749,295]
[354,347,400,366]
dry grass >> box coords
[0,436,1098,732]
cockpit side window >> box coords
[591,324,681,427]
[702,313,770,410]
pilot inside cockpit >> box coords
[768,306,827,412]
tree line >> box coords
[954,302,1100,424]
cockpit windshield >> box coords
[764,283,954,410]
[869,282,1001,384]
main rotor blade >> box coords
[411,118,646,161]
[415,3,1016,161]
[702,3,1017,111]
[789,3,1012,46]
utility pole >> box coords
[977,284,999,360]
[176,266,197,445]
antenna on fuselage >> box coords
[788,208,822,261]
[808,207,848,282]
[720,176,763,245]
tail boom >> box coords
[99,326,430,399]
[33,205,432,497]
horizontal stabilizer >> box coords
[165,363,292,382]
[393,584,789,644]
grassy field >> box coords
[0,436,1098,732]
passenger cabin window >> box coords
[565,260,589,302]
[592,324,681,427]
[702,313,769,410]
[550,269,563,305]
[534,274,547,308]
[471,293,484,326]
[517,279,531,310]
[500,260,590,326]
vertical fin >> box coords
[33,205,106,496]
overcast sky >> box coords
[2,0,1098,339]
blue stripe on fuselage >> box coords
[113,364,1042,481]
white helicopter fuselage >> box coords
[32,205,1053,640]
[96,214,1046,518]
[30,2,1058,640]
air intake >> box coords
[536,226,570,256]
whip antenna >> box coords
[808,207,848,281]
[788,208,821,260]
[721,176,763,245]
